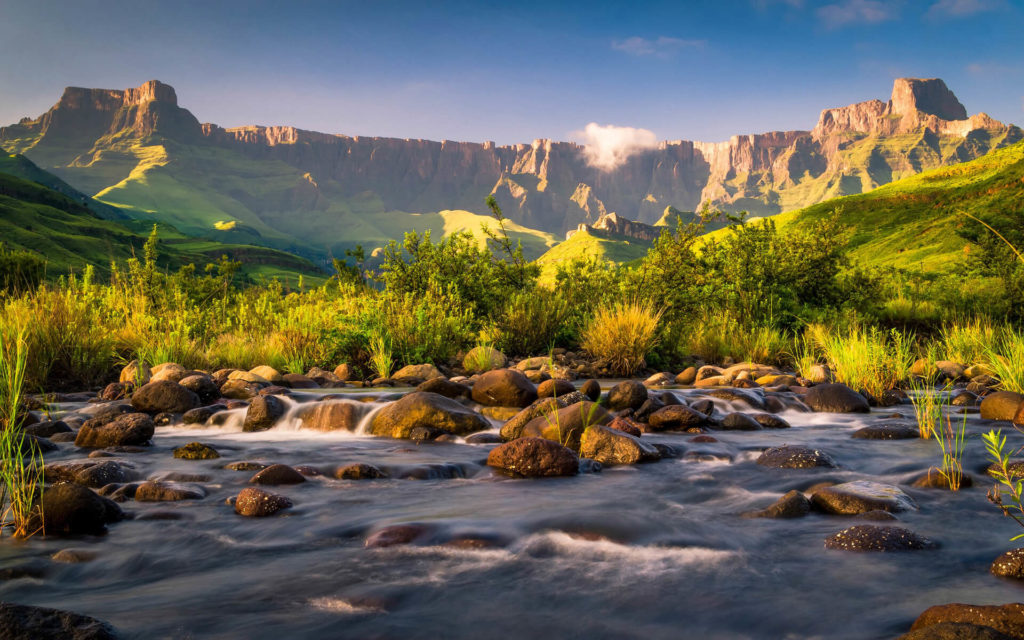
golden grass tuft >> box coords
[582,299,662,377]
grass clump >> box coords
[582,300,662,377]
[814,325,914,398]
[368,332,393,380]
[0,331,44,538]
[983,327,1024,393]
[935,400,967,491]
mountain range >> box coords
[1,77,1018,266]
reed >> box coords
[0,331,44,538]
[908,379,942,440]
[935,397,967,491]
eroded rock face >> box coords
[487,437,579,478]
[369,392,489,439]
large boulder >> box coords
[74,413,155,448]
[369,392,489,439]
[486,437,579,477]
[36,483,123,536]
[295,400,371,431]
[463,346,506,373]
[243,395,287,432]
[981,392,1024,421]
[471,369,537,408]
[0,602,120,640]
[910,604,1024,638]
[520,400,612,451]
[648,404,708,431]
[393,364,443,381]
[803,383,870,413]
[607,380,648,411]
[579,425,660,465]
[131,380,200,414]
[811,481,917,514]
[757,445,837,469]
[824,525,936,551]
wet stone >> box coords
[134,481,207,502]
[335,463,388,480]
[991,548,1024,579]
[852,424,920,440]
[249,463,306,485]
[756,445,837,469]
[811,481,917,515]
[824,525,936,551]
[235,487,292,517]
[225,461,267,472]
[365,524,430,548]
[173,442,221,460]
[744,490,811,519]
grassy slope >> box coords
[536,229,652,280]
[0,169,324,285]
[707,139,1024,272]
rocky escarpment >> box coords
[565,211,662,242]
[1,78,1018,248]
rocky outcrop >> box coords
[565,212,662,242]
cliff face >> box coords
[2,78,1019,253]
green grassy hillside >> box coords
[737,139,1024,272]
[0,164,325,285]
[536,229,653,280]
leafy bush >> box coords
[493,287,569,357]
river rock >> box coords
[909,604,1024,638]
[852,424,920,439]
[581,379,601,401]
[135,481,206,501]
[487,437,579,477]
[471,369,537,407]
[744,490,811,518]
[718,413,763,431]
[131,380,200,414]
[416,377,470,399]
[335,463,387,479]
[242,395,286,432]
[812,481,917,514]
[648,404,708,431]
[36,483,124,536]
[708,388,768,410]
[369,392,489,439]
[250,463,306,485]
[151,363,190,383]
[537,378,576,399]
[74,413,154,448]
[51,548,99,564]
[607,380,648,411]
[219,379,262,400]
[803,383,870,413]
[75,461,137,488]
[365,524,430,548]
[173,442,220,460]
[23,420,71,438]
[757,445,837,469]
[990,548,1024,579]
[824,525,936,551]
[119,359,151,385]
[178,374,220,404]
[234,487,292,517]
[607,416,643,437]
[578,425,660,466]
[751,414,790,429]
[520,400,611,450]
[463,346,506,373]
[0,602,120,640]
[675,367,697,385]
[296,400,370,431]
[981,392,1024,421]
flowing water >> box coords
[2,386,1023,639]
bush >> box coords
[582,300,663,376]
[493,288,569,357]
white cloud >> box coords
[571,123,659,171]
[752,0,805,9]
[927,0,1001,16]
[817,0,896,28]
[611,36,705,58]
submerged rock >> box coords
[852,424,919,440]
[487,437,579,478]
[757,446,837,469]
[811,481,917,514]
[803,383,870,413]
[173,442,220,460]
[134,481,206,501]
[824,525,936,551]
[234,487,292,517]
[717,413,763,431]
[369,392,489,439]
[744,490,811,519]
[335,463,387,480]
[0,602,120,640]
[578,425,660,466]
[365,524,430,548]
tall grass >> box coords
[983,327,1024,393]
[368,333,393,380]
[0,331,44,538]
[814,325,914,398]
[938,318,998,366]
[935,399,967,491]
[582,299,662,376]
[908,379,942,440]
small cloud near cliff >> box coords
[611,36,705,58]
[572,123,658,171]
[817,0,895,28]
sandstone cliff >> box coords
[1,78,1018,255]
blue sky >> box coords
[1,0,1021,144]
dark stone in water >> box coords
[393,463,467,480]
[991,548,1024,579]
[35,483,124,536]
[249,463,306,485]
[243,395,286,432]
[852,424,919,440]
[49,432,78,443]
[581,379,601,401]
[811,481,917,514]
[606,380,648,411]
[75,461,138,488]
[648,404,707,431]
[757,446,837,469]
[225,461,267,472]
[824,525,936,551]
[416,377,470,399]
[0,602,120,640]
[486,438,578,478]
[173,442,220,460]
[909,603,1024,639]
[803,383,870,413]
[365,524,430,548]
[183,404,227,425]
[335,463,387,480]
[23,420,71,438]
[75,413,154,448]
[689,399,715,417]
[752,413,791,429]
[708,388,767,410]
[464,432,502,444]
[717,413,763,431]
[744,490,811,519]
[898,622,1015,640]
[690,435,718,443]
[652,443,679,459]
[134,481,206,502]
[235,487,292,517]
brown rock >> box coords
[675,367,697,385]
[134,481,206,501]
[744,490,811,519]
[335,463,387,480]
[131,380,200,414]
[520,400,611,450]
[981,392,1024,421]
[486,437,579,477]
[606,380,648,411]
[578,424,660,466]
[74,413,154,448]
[243,394,287,432]
[910,604,1024,638]
[824,525,936,551]
[295,400,370,432]
[249,463,306,485]
[234,487,292,517]
[369,392,489,439]
[537,378,576,399]
[648,404,707,431]
[471,369,537,407]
